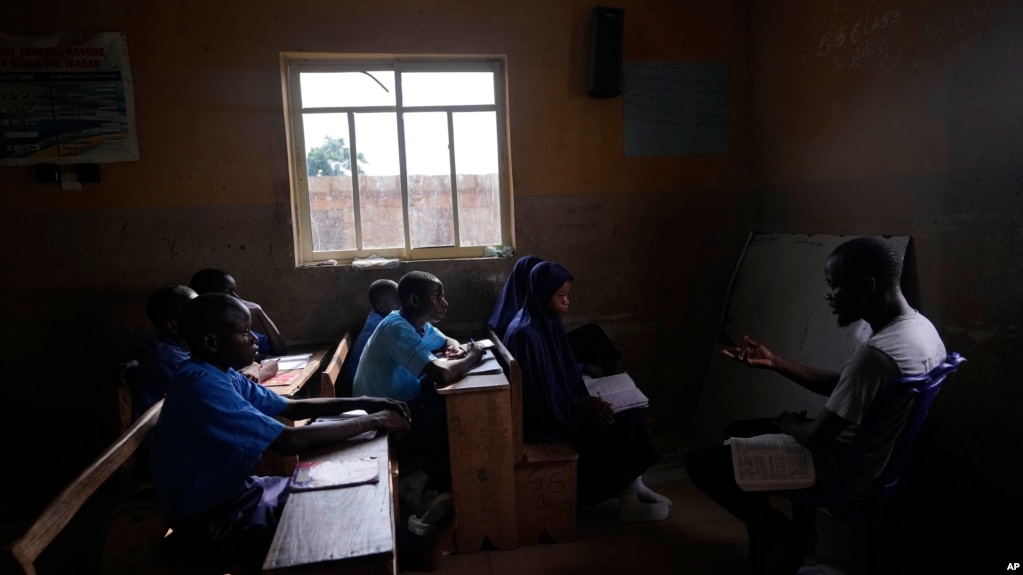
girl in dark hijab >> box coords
[489,256,622,376]
[503,262,670,521]
[488,255,544,340]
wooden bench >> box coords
[320,331,353,398]
[487,329,579,545]
[0,401,168,575]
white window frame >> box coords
[281,54,515,265]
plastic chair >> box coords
[764,352,966,575]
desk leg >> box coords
[444,390,518,553]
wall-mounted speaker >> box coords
[588,6,625,99]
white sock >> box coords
[617,492,669,522]
[635,478,672,506]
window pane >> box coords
[354,113,404,250]
[404,112,453,248]
[300,71,396,108]
[401,72,494,107]
[303,113,355,252]
[453,112,501,247]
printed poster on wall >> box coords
[0,32,139,166]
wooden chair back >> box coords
[488,328,524,462]
[320,331,352,398]
[0,400,163,575]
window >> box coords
[282,55,513,264]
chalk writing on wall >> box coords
[812,0,904,73]
[810,0,1001,74]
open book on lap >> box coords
[728,433,816,492]
[582,372,649,413]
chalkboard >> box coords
[693,233,910,442]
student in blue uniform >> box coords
[150,293,410,574]
[339,278,401,396]
[503,261,669,522]
[354,271,483,491]
[134,284,196,420]
[189,268,288,357]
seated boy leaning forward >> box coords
[134,284,196,421]
[136,285,276,421]
[353,271,484,492]
[189,267,288,358]
[340,278,401,395]
[149,293,410,574]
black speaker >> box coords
[588,6,625,99]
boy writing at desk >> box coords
[150,293,410,574]
[353,271,483,494]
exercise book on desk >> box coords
[313,410,377,441]
[467,349,503,375]
[261,370,303,388]
[289,457,380,492]
[268,353,314,371]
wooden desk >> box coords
[436,371,518,553]
[263,433,397,575]
[261,343,332,398]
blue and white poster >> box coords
[0,32,138,166]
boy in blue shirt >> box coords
[150,293,410,573]
[339,278,401,396]
[189,268,288,357]
[353,271,483,491]
[134,284,196,420]
[135,284,277,421]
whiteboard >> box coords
[693,233,910,442]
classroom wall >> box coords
[0,0,751,517]
[751,0,1023,510]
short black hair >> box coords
[368,279,399,305]
[189,268,232,294]
[146,285,197,327]
[398,271,442,304]
[178,293,247,350]
[830,236,903,290]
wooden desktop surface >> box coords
[262,433,396,574]
[260,342,332,398]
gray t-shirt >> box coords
[818,311,946,496]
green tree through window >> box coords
[306,136,366,177]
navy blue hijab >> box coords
[487,255,543,339]
[503,262,586,442]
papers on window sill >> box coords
[265,353,313,371]
[727,433,816,492]
[351,254,399,269]
[583,372,649,413]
